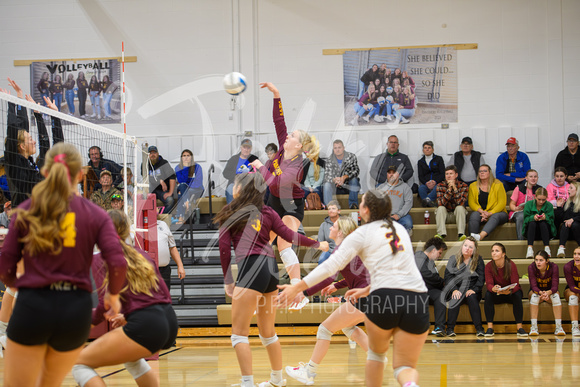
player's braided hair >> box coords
[363,189,399,254]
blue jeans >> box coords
[353,104,369,117]
[318,251,331,264]
[103,92,113,116]
[393,214,413,231]
[90,91,100,115]
[154,190,175,214]
[40,92,49,106]
[358,80,365,99]
[395,108,415,120]
[65,90,75,114]
[323,177,360,207]
[53,92,62,111]
[303,186,323,201]
[418,184,437,201]
[225,182,234,204]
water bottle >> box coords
[424,210,430,224]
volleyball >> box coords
[223,72,247,95]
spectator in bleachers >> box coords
[556,182,580,258]
[370,135,414,188]
[384,166,413,233]
[417,141,445,207]
[554,133,580,183]
[468,164,508,241]
[90,170,122,211]
[87,145,122,189]
[116,167,134,206]
[528,250,563,336]
[435,165,468,241]
[522,188,555,258]
[483,243,526,337]
[301,156,325,202]
[449,137,485,186]
[223,138,258,204]
[157,214,185,291]
[496,137,531,192]
[322,140,360,209]
[0,157,10,200]
[0,202,11,228]
[564,247,580,336]
[547,166,569,231]
[143,146,176,214]
[509,169,542,240]
[316,200,340,264]
[414,237,448,337]
[444,236,485,337]
[175,149,204,224]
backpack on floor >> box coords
[305,192,323,210]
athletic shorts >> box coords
[364,288,430,335]
[236,254,279,294]
[8,287,92,351]
[123,303,178,354]
[267,195,305,222]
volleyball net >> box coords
[0,91,144,226]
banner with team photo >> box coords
[30,59,121,124]
[343,46,457,126]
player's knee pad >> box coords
[316,324,333,341]
[342,326,357,339]
[570,295,579,306]
[231,334,249,348]
[124,359,151,380]
[5,288,16,298]
[72,364,99,387]
[280,247,299,267]
[259,334,278,347]
[393,365,412,380]
[551,293,562,306]
[367,348,388,363]
[530,293,540,305]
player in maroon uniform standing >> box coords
[528,250,562,336]
[564,246,580,336]
[0,142,127,387]
[215,172,328,387]
[250,82,321,292]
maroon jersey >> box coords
[219,205,320,284]
[304,253,370,296]
[485,260,520,293]
[258,98,304,199]
[0,196,127,294]
[564,260,580,294]
[92,248,171,325]
[528,262,559,294]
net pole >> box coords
[121,41,129,218]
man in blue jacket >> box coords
[495,137,531,192]
[417,141,445,207]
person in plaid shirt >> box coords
[322,140,360,209]
[435,165,468,240]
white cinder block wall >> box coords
[1,0,579,196]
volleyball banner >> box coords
[343,46,458,126]
[30,59,121,124]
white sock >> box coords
[307,360,319,374]
[0,321,7,335]
[555,319,562,326]
[241,375,254,387]
[270,369,283,384]
[573,321,579,328]
[531,319,537,327]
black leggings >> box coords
[527,221,550,246]
[446,292,482,330]
[484,289,524,324]
[559,221,580,246]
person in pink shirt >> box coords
[547,167,570,230]
[509,169,542,240]
[483,243,526,337]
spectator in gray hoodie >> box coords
[384,166,414,233]
[316,200,341,264]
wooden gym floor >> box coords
[12,335,576,386]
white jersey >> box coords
[303,220,427,293]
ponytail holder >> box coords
[53,153,71,183]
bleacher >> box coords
[172,194,577,333]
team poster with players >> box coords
[30,59,121,124]
[343,46,457,126]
